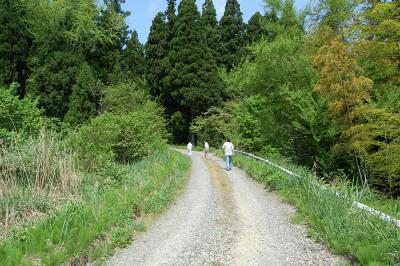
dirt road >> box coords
[108,151,343,265]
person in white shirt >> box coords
[187,142,193,156]
[204,141,210,158]
[222,138,234,171]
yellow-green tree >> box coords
[334,106,400,195]
[313,37,373,183]
[313,37,373,128]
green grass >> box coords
[225,152,400,265]
[0,149,190,265]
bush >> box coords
[0,83,47,138]
[76,101,168,170]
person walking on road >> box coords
[222,138,234,171]
[187,142,193,156]
[204,141,210,158]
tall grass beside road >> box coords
[0,130,82,242]
[226,152,400,265]
[0,149,190,265]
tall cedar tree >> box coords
[201,0,220,59]
[166,0,223,139]
[166,0,177,42]
[218,0,246,71]
[122,30,145,79]
[0,0,31,96]
[64,63,100,126]
[145,12,169,97]
[246,12,264,43]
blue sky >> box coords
[122,0,309,43]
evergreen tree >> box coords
[201,0,220,59]
[0,0,31,96]
[122,31,145,79]
[166,0,177,42]
[246,12,264,43]
[24,0,110,119]
[87,0,130,84]
[166,0,223,140]
[218,0,246,71]
[64,63,100,126]
[29,50,83,119]
[145,12,169,97]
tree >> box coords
[64,63,101,126]
[354,1,400,112]
[313,37,373,183]
[87,0,131,84]
[145,12,169,97]
[28,50,83,119]
[263,0,304,41]
[334,106,400,195]
[246,12,264,43]
[218,0,246,70]
[102,80,150,113]
[165,0,223,140]
[312,0,356,34]
[122,31,145,79]
[201,0,220,59]
[166,0,177,42]
[313,38,373,129]
[22,0,109,118]
[0,0,31,96]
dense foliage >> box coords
[0,0,398,196]
[0,83,46,138]
[76,81,168,169]
[191,0,400,195]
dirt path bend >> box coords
[108,151,344,266]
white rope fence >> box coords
[235,150,400,228]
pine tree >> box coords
[201,0,220,59]
[246,12,264,43]
[64,63,100,126]
[145,12,169,97]
[166,0,223,139]
[122,30,145,79]
[218,0,246,71]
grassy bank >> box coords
[0,149,190,265]
[0,131,82,242]
[227,152,399,265]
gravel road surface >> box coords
[108,151,344,266]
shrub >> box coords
[0,83,46,138]
[76,104,168,170]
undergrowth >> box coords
[0,149,190,265]
[228,152,400,265]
